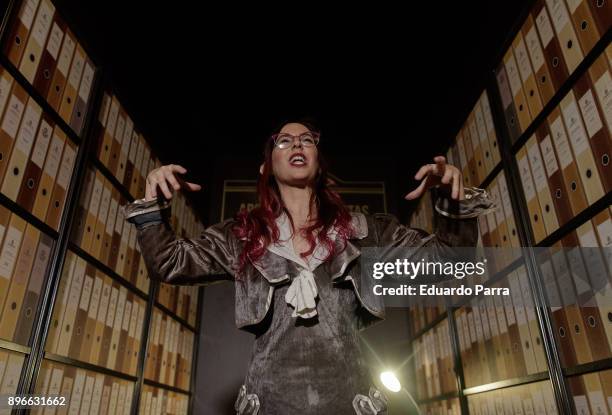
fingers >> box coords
[164,168,182,192]
[409,156,465,201]
[145,164,202,200]
[176,176,202,192]
[144,177,157,201]
[415,156,447,181]
[156,171,174,199]
[441,165,453,185]
[434,155,446,167]
[182,181,202,192]
[169,164,187,174]
[451,170,460,200]
[405,177,428,200]
[414,164,435,181]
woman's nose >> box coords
[292,137,303,148]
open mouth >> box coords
[289,153,307,166]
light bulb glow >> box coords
[380,371,401,392]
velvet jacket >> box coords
[122,187,493,333]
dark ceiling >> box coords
[53,1,529,218]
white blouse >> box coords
[266,212,339,319]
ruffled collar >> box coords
[266,211,367,319]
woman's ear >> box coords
[259,163,264,175]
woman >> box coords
[122,121,492,414]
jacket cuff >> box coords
[434,186,496,219]
[120,197,171,228]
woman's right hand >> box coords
[144,164,202,201]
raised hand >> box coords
[404,156,464,201]
[144,164,202,201]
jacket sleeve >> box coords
[121,197,237,285]
[374,187,495,259]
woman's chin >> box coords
[278,174,316,187]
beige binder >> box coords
[45,135,76,230]
[547,108,589,216]
[505,47,532,132]
[517,145,547,243]
[89,274,111,365]
[560,91,605,205]
[0,214,26,318]
[80,170,104,252]
[522,14,555,105]
[45,250,76,353]
[514,29,544,119]
[18,0,55,83]
[91,178,111,260]
[1,97,42,201]
[58,43,85,125]
[0,223,39,340]
[98,282,119,367]
[55,255,86,356]
[98,96,119,167]
[525,134,559,237]
[115,116,133,184]
[79,272,102,363]
[46,28,75,112]
[4,0,42,67]
[545,0,584,73]
[32,128,65,222]
[0,83,29,185]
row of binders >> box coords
[540,205,612,368]
[33,359,134,415]
[419,398,460,415]
[0,64,77,231]
[409,190,433,234]
[0,205,53,346]
[478,171,522,273]
[455,265,548,388]
[0,350,26,411]
[139,384,189,415]
[157,284,199,328]
[516,45,612,244]
[144,307,195,391]
[568,369,612,415]
[445,91,502,188]
[4,0,95,137]
[496,0,611,144]
[408,297,445,336]
[413,318,457,400]
[94,92,158,200]
[167,191,205,240]
[466,380,559,415]
[45,250,147,376]
[72,166,150,293]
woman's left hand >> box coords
[404,156,465,201]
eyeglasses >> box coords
[271,131,320,149]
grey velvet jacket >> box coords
[122,187,493,333]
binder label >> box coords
[46,22,63,60]
[578,89,604,138]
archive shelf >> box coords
[409,0,612,413]
[0,1,205,414]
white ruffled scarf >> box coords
[266,212,339,319]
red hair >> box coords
[232,121,355,278]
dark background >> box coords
[54,0,527,223]
[53,2,529,413]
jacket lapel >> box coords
[327,212,369,280]
[248,248,291,284]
